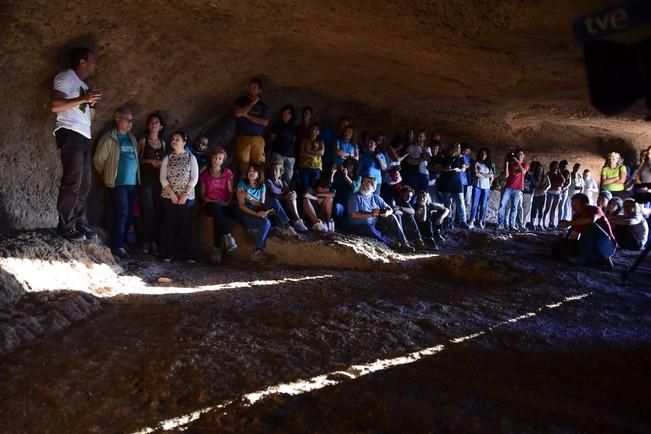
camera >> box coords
[573,1,651,115]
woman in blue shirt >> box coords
[234,165,274,262]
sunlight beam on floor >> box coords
[0,257,334,297]
[132,291,592,434]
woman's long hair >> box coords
[476,147,493,169]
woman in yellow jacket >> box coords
[93,107,140,258]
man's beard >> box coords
[361,186,374,195]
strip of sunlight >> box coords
[0,257,333,297]
[113,274,335,296]
[132,292,592,434]
[133,344,447,434]
[0,257,123,294]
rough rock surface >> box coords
[0,228,438,355]
[0,0,649,230]
[0,229,648,433]
[0,231,115,353]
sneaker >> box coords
[162,256,173,263]
[414,238,428,251]
[251,249,272,263]
[223,234,238,253]
[142,241,151,254]
[76,224,98,240]
[112,247,129,259]
[468,222,475,229]
[433,229,445,242]
[58,227,85,242]
[399,243,417,254]
[311,221,328,232]
[328,220,336,232]
[280,225,298,237]
[293,219,309,233]
[497,224,505,231]
[187,258,197,264]
[388,240,402,251]
[479,221,485,229]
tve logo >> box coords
[573,0,651,43]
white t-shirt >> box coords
[584,176,598,192]
[406,144,431,175]
[53,69,92,138]
[474,162,492,189]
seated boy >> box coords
[394,185,429,250]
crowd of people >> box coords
[51,48,651,267]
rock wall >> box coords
[0,0,648,230]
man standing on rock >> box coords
[232,78,270,178]
[51,47,102,241]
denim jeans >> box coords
[350,215,407,245]
[234,207,271,250]
[299,168,321,191]
[567,223,616,265]
[558,189,569,221]
[439,192,466,224]
[110,185,137,249]
[397,213,422,242]
[264,196,290,227]
[498,188,522,228]
[469,187,489,224]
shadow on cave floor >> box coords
[187,336,651,433]
[0,230,649,433]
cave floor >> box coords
[0,232,650,434]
